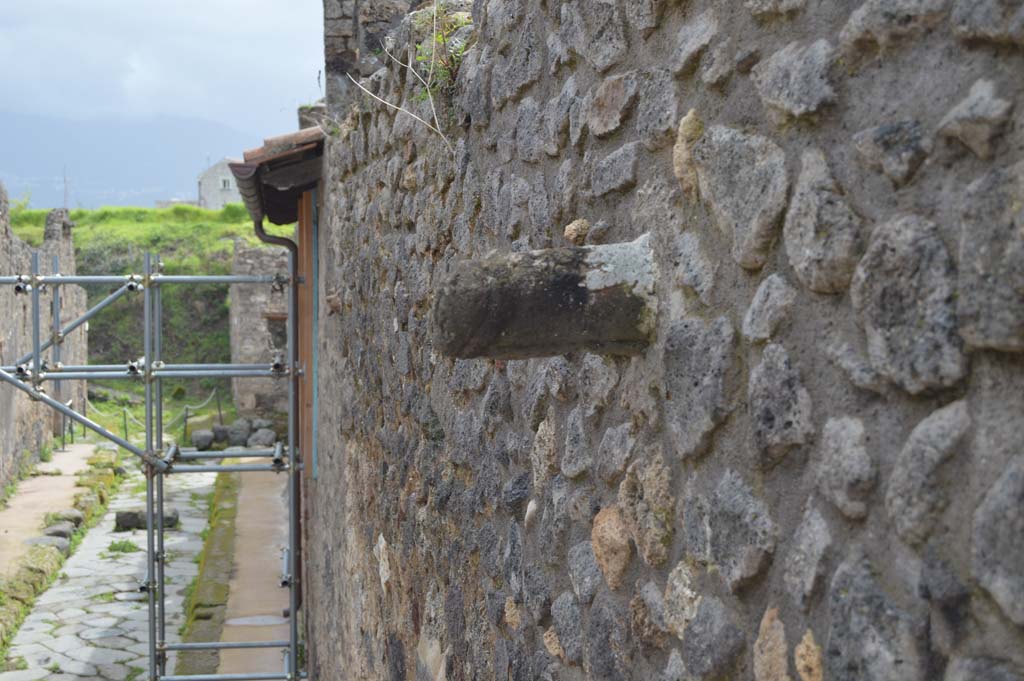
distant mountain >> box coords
[0,111,256,209]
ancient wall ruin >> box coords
[307,1,1024,679]
[0,185,87,489]
[229,240,289,418]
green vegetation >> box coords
[1,451,125,668]
[413,4,473,102]
[107,539,142,554]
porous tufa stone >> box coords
[753,607,792,681]
[742,274,797,341]
[563,218,590,245]
[591,506,632,590]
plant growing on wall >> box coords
[345,0,469,156]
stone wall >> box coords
[0,185,88,489]
[307,1,1024,680]
[229,241,289,418]
[323,0,413,113]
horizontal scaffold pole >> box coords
[158,674,294,681]
[168,463,286,473]
[0,367,166,470]
[161,641,290,651]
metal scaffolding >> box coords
[0,252,304,681]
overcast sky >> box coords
[0,0,325,139]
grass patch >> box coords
[126,666,145,681]
[107,539,142,554]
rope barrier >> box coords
[85,388,219,432]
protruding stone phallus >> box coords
[432,234,656,359]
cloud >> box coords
[0,0,324,137]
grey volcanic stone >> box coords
[626,0,665,36]
[817,417,877,519]
[945,657,1023,681]
[690,125,789,269]
[637,69,678,150]
[853,120,930,187]
[631,580,669,648]
[827,550,927,681]
[841,0,949,50]
[24,536,70,556]
[951,0,1024,46]
[596,422,635,484]
[699,39,734,87]
[886,401,971,546]
[938,79,1013,159]
[51,508,83,526]
[784,504,831,611]
[709,470,777,591]
[544,75,578,156]
[591,142,641,197]
[671,9,717,75]
[958,160,1024,352]
[827,340,888,394]
[115,509,180,531]
[584,592,630,681]
[742,274,796,341]
[752,39,835,122]
[662,650,687,681]
[579,353,619,419]
[212,424,229,443]
[749,344,814,463]
[784,148,864,294]
[514,97,545,163]
[746,0,806,15]
[551,592,583,663]
[570,0,628,74]
[972,456,1024,626]
[227,418,252,447]
[251,418,273,430]
[664,317,737,459]
[190,428,214,451]
[501,472,531,514]
[43,521,76,539]
[568,540,602,605]
[586,71,639,138]
[561,406,590,479]
[247,428,277,448]
[680,596,743,680]
[851,215,966,394]
[673,232,716,304]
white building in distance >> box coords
[198,159,242,210]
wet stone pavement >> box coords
[1,453,216,681]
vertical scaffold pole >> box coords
[143,253,157,681]
[52,255,63,451]
[31,252,41,387]
[286,249,298,678]
[154,255,167,676]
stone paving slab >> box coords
[1,462,216,681]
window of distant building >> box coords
[222,178,231,189]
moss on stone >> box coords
[175,470,240,676]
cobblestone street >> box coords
[0,453,215,681]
